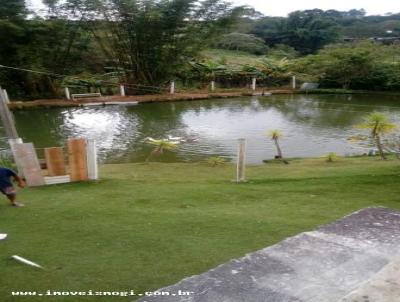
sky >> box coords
[28,0,400,16]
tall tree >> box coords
[81,0,246,86]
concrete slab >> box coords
[137,207,400,302]
[339,255,400,302]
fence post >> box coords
[236,138,247,183]
[120,84,125,97]
[65,87,71,100]
[170,81,175,94]
[251,78,256,91]
[86,139,98,180]
[292,76,296,89]
[211,81,215,92]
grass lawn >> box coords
[1,157,400,301]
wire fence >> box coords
[0,64,302,99]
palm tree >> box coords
[357,112,396,160]
[268,130,283,159]
[145,138,179,162]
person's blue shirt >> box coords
[0,167,17,189]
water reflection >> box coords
[1,94,399,164]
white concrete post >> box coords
[170,81,175,94]
[251,78,256,91]
[211,81,215,91]
[86,139,98,180]
[236,138,246,183]
[3,89,9,103]
[120,84,125,97]
[292,76,296,89]
[65,87,71,100]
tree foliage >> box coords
[80,0,246,86]
[213,32,268,55]
[251,10,340,54]
[292,42,400,90]
[356,112,397,160]
[0,0,246,97]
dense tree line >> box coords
[244,9,400,54]
[0,1,399,99]
[0,0,247,98]
[292,42,400,90]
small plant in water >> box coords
[145,138,179,162]
[206,156,226,167]
[325,152,339,162]
[267,130,283,159]
[356,112,396,160]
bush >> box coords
[214,33,268,55]
[0,151,16,170]
[206,156,227,167]
[325,152,339,162]
[291,42,400,91]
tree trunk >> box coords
[375,135,386,160]
[146,146,162,162]
[274,138,283,159]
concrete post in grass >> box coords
[86,139,98,180]
[236,138,247,183]
[292,76,296,89]
[211,81,215,92]
[170,81,175,94]
[251,78,256,91]
[120,84,126,97]
[65,87,71,100]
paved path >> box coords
[138,207,400,302]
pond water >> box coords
[2,94,400,164]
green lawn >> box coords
[1,157,400,301]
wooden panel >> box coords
[68,138,88,181]
[12,143,45,187]
[44,147,66,176]
[86,139,98,180]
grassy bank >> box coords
[1,157,400,301]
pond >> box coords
[2,94,400,164]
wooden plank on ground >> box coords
[44,175,71,185]
[13,143,45,186]
[68,138,88,181]
[44,147,66,176]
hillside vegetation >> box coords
[0,1,400,99]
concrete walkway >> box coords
[138,207,400,302]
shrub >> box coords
[325,152,339,162]
[206,156,226,167]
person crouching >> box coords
[0,167,26,207]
